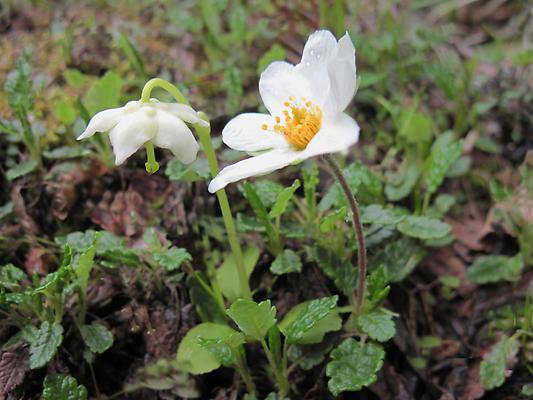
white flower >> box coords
[208,30,359,193]
[77,99,208,165]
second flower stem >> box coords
[139,78,252,300]
[322,154,367,314]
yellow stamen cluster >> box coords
[262,97,323,150]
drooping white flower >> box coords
[77,99,208,165]
[208,30,359,193]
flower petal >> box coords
[208,148,299,193]
[258,61,316,116]
[108,110,157,165]
[77,107,124,140]
[294,30,337,105]
[222,113,289,153]
[323,32,357,115]
[154,110,199,164]
[297,113,359,160]
[161,103,209,127]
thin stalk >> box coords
[260,339,289,399]
[138,79,251,299]
[322,154,367,314]
[195,117,252,299]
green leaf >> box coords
[197,331,245,367]
[279,300,341,344]
[0,264,26,290]
[243,182,277,240]
[0,202,14,221]
[307,247,357,295]
[479,335,519,390]
[216,245,259,302]
[326,339,385,396]
[250,181,285,208]
[223,66,243,114]
[371,238,426,282]
[467,254,523,284]
[258,44,286,75]
[165,158,210,182]
[226,299,277,341]
[397,215,451,240]
[360,205,406,225]
[176,323,237,374]
[4,53,34,112]
[424,132,463,196]
[357,309,396,342]
[73,233,99,292]
[43,374,88,400]
[64,69,88,89]
[282,296,338,344]
[319,207,347,232]
[270,249,302,275]
[80,322,113,354]
[43,146,90,160]
[55,230,96,252]
[269,179,300,219]
[385,163,420,202]
[53,100,77,126]
[116,33,146,77]
[153,247,192,271]
[6,159,38,181]
[29,322,64,369]
[288,341,334,370]
[84,71,122,115]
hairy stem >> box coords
[322,154,367,314]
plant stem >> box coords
[322,154,367,314]
[195,116,251,299]
[260,339,289,399]
[139,79,251,299]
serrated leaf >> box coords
[397,215,451,240]
[73,233,99,292]
[319,207,347,232]
[307,247,357,295]
[0,264,26,290]
[282,296,338,344]
[357,309,396,342]
[243,182,277,240]
[153,247,192,271]
[226,299,276,341]
[197,332,245,367]
[288,341,334,371]
[424,132,463,195]
[6,159,38,181]
[279,301,341,344]
[176,323,237,374]
[326,339,384,396]
[270,249,302,275]
[360,205,406,225]
[43,374,87,400]
[0,343,29,396]
[80,322,113,354]
[385,163,420,202]
[29,322,64,369]
[216,245,259,302]
[370,238,426,282]
[467,254,523,284]
[479,335,519,390]
[250,180,285,208]
[4,53,34,112]
[269,179,300,219]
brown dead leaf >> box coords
[426,248,476,296]
[0,343,29,396]
[449,218,488,251]
[10,184,38,235]
[144,307,179,361]
[90,188,149,237]
[24,247,55,276]
[460,362,485,400]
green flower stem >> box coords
[195,115,252,299]
[322,154,367,315]
[139,78,251,299]
[144,141,159,174]
[260,338,289,399]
